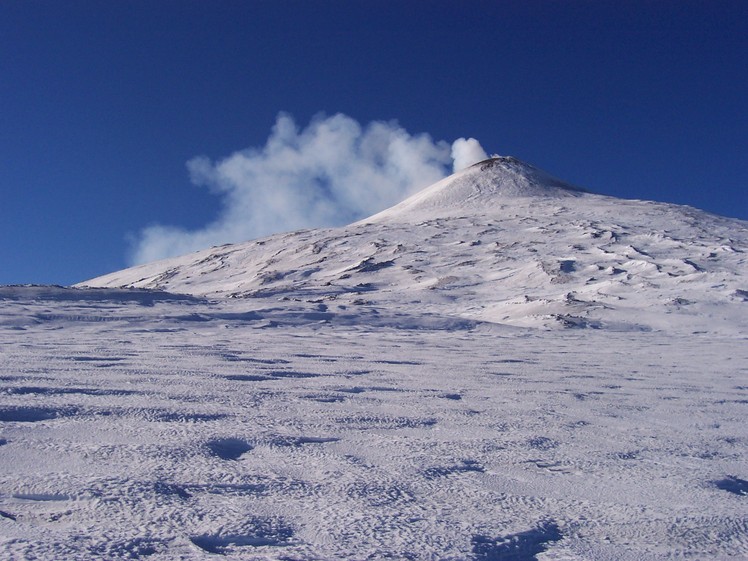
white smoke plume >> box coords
[131,112,488,264]
[451,137,489,173]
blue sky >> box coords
[2,1,746,285]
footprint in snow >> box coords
[527,437,559,451]
[714,475,748,496]
[206,438,254,460]
[423,460,485,479]
[266,436,340,447]
[190,516,294,554]
[472,521,562,561]
[12,493,69,501]
[0,406,71,422]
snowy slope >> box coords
[2,157,747,560]
[1,287,747,560]
[81,157,748,334]
[363,156,587,219]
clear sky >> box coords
[2,1,746,285]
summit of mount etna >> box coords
[364,156,589,223]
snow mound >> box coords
[364,156,586,222]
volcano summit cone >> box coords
[364,156,587,223]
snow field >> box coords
[0,291,746,559]
[3,157,747,559]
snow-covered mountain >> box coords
[3,157,747,560]
[82,156,748,333]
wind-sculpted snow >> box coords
[1,288,747,559]
[3,159,747,559]
[80,157,747,334]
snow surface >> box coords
[81,157,748,335]
[2,157,748,559]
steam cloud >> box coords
[451,137,489,173]
[131,113,489,264]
